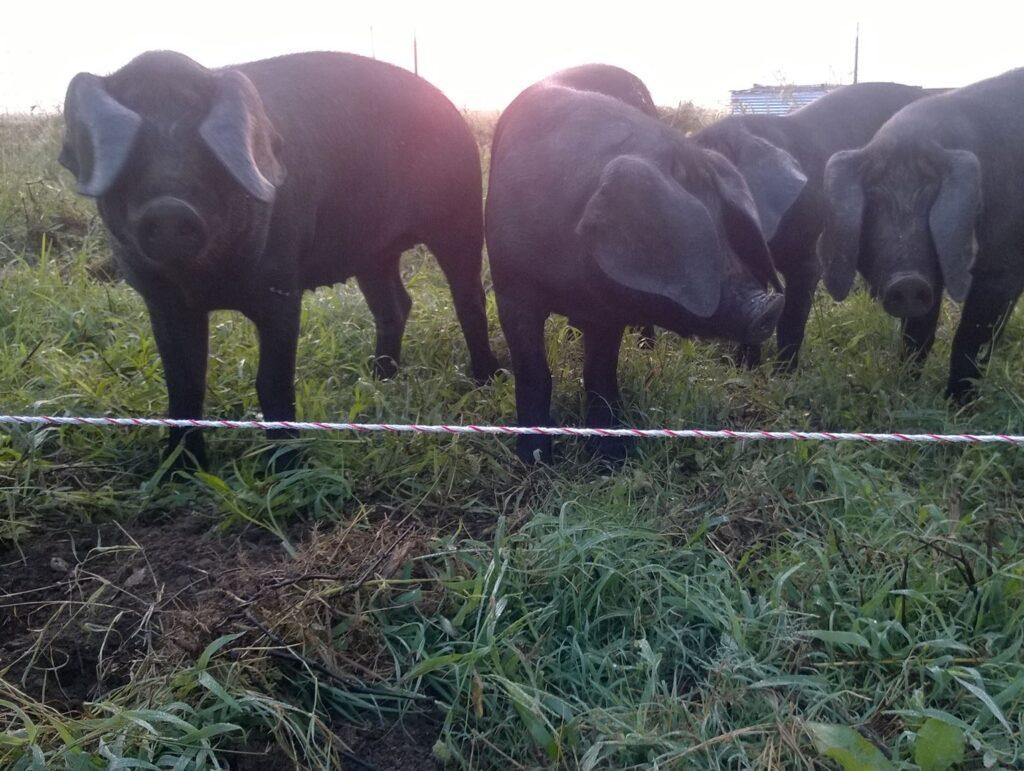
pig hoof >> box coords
[636,325,657,349]
[736,344,762,369]
[163,443,207,474]
[373,356,400,380]
[587,436,628,466]
[515,436,553,465]
[773,353,799,375]
[263,444,302,474]
[945,380,977,405]
[471,354,502,385]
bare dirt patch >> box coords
[0,509,440,709]
[337,717,443,770]
[1,506,471,768]
[0,513,288,707]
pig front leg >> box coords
[583,323,627,462]
[146,300,210,469]
[252,295,302,470]
[900,299,941,364]
[735,257,818,372]
[736,343,763,369]
[774,262,819,371]
[946,272,1022,402]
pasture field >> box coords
[1,112,1023,770]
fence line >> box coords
[0,414,1021,445]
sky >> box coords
[2,1,1022,113]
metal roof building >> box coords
[730,84,840,115]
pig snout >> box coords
[136,197,208,263]
[742,291,785,344]
[881,272,934,319]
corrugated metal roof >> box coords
[730,84,840,115]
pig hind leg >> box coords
[357,256,412,380]
[425,228,501,384]
[251,297,303,472]
[496,293,552,463]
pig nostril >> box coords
[177,220,199,240]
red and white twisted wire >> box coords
[0,414,1021,445]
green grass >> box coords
[1,112,1023,770]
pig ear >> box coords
[733,134,807,242]
[702,150,782,292]
[200,70,285,203]
[819,149,865,301]
[576,154,722,318]
[930,149,981,302]
[59,73,142,198]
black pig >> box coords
[544,64,658,117]
[819,68,1024,401]
[59,51,499,467]
[486,79,784,463]
[695,82,927,368]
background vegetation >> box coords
[0,110,1022,770]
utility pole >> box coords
[853,23,860,83]
[413,31,419,76]
[370,26,376,59]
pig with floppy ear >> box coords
[486,78,785,464]
[819,145,981,305]
[58,55,289,469]
[57,50,501,471]
[811,70,1024,407]
[576,155,724,320]
[59,72,143,198]
[569,148,783,335]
